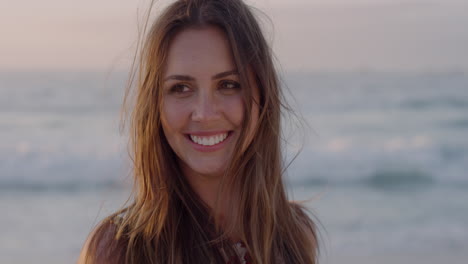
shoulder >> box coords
[77,215,126,264]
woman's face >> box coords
[161,26,259,179]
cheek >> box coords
[222,96,244,126]
[161,99,189,134]
[223,93,260,150]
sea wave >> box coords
[0,179,126,193]
[2,71,468,193]
[288,168,468,190]
[364,169,434,188]
[399,98,468,110]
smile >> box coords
[189,132,229,146]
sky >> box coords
[1,0,467,72]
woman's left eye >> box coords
[219,80,240,92]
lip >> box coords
[185,131,232,152]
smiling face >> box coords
[161,26,259,180]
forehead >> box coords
[164,26,236,77]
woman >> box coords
[79,0,319,263]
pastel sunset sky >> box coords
[1,0,467,72]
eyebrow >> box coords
[164,70,238,81]
[212,70,238,80]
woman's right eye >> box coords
[169,84,191,94]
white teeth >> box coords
[189,132,229,146]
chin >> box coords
[186,160,227,178]
[195,166,225,178]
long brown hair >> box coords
[82,0,319,263]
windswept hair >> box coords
[81,0,319,263]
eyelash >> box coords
[168,80,240,95]
[219,80,240,90]
[169,84,191,94]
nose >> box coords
[191,90,221,122]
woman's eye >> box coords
[219,80,240,92]
[170,84,191,94]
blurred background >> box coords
[1,0,467,263]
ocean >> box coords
[1,71,467,263]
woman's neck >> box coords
[181,164,242,241]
